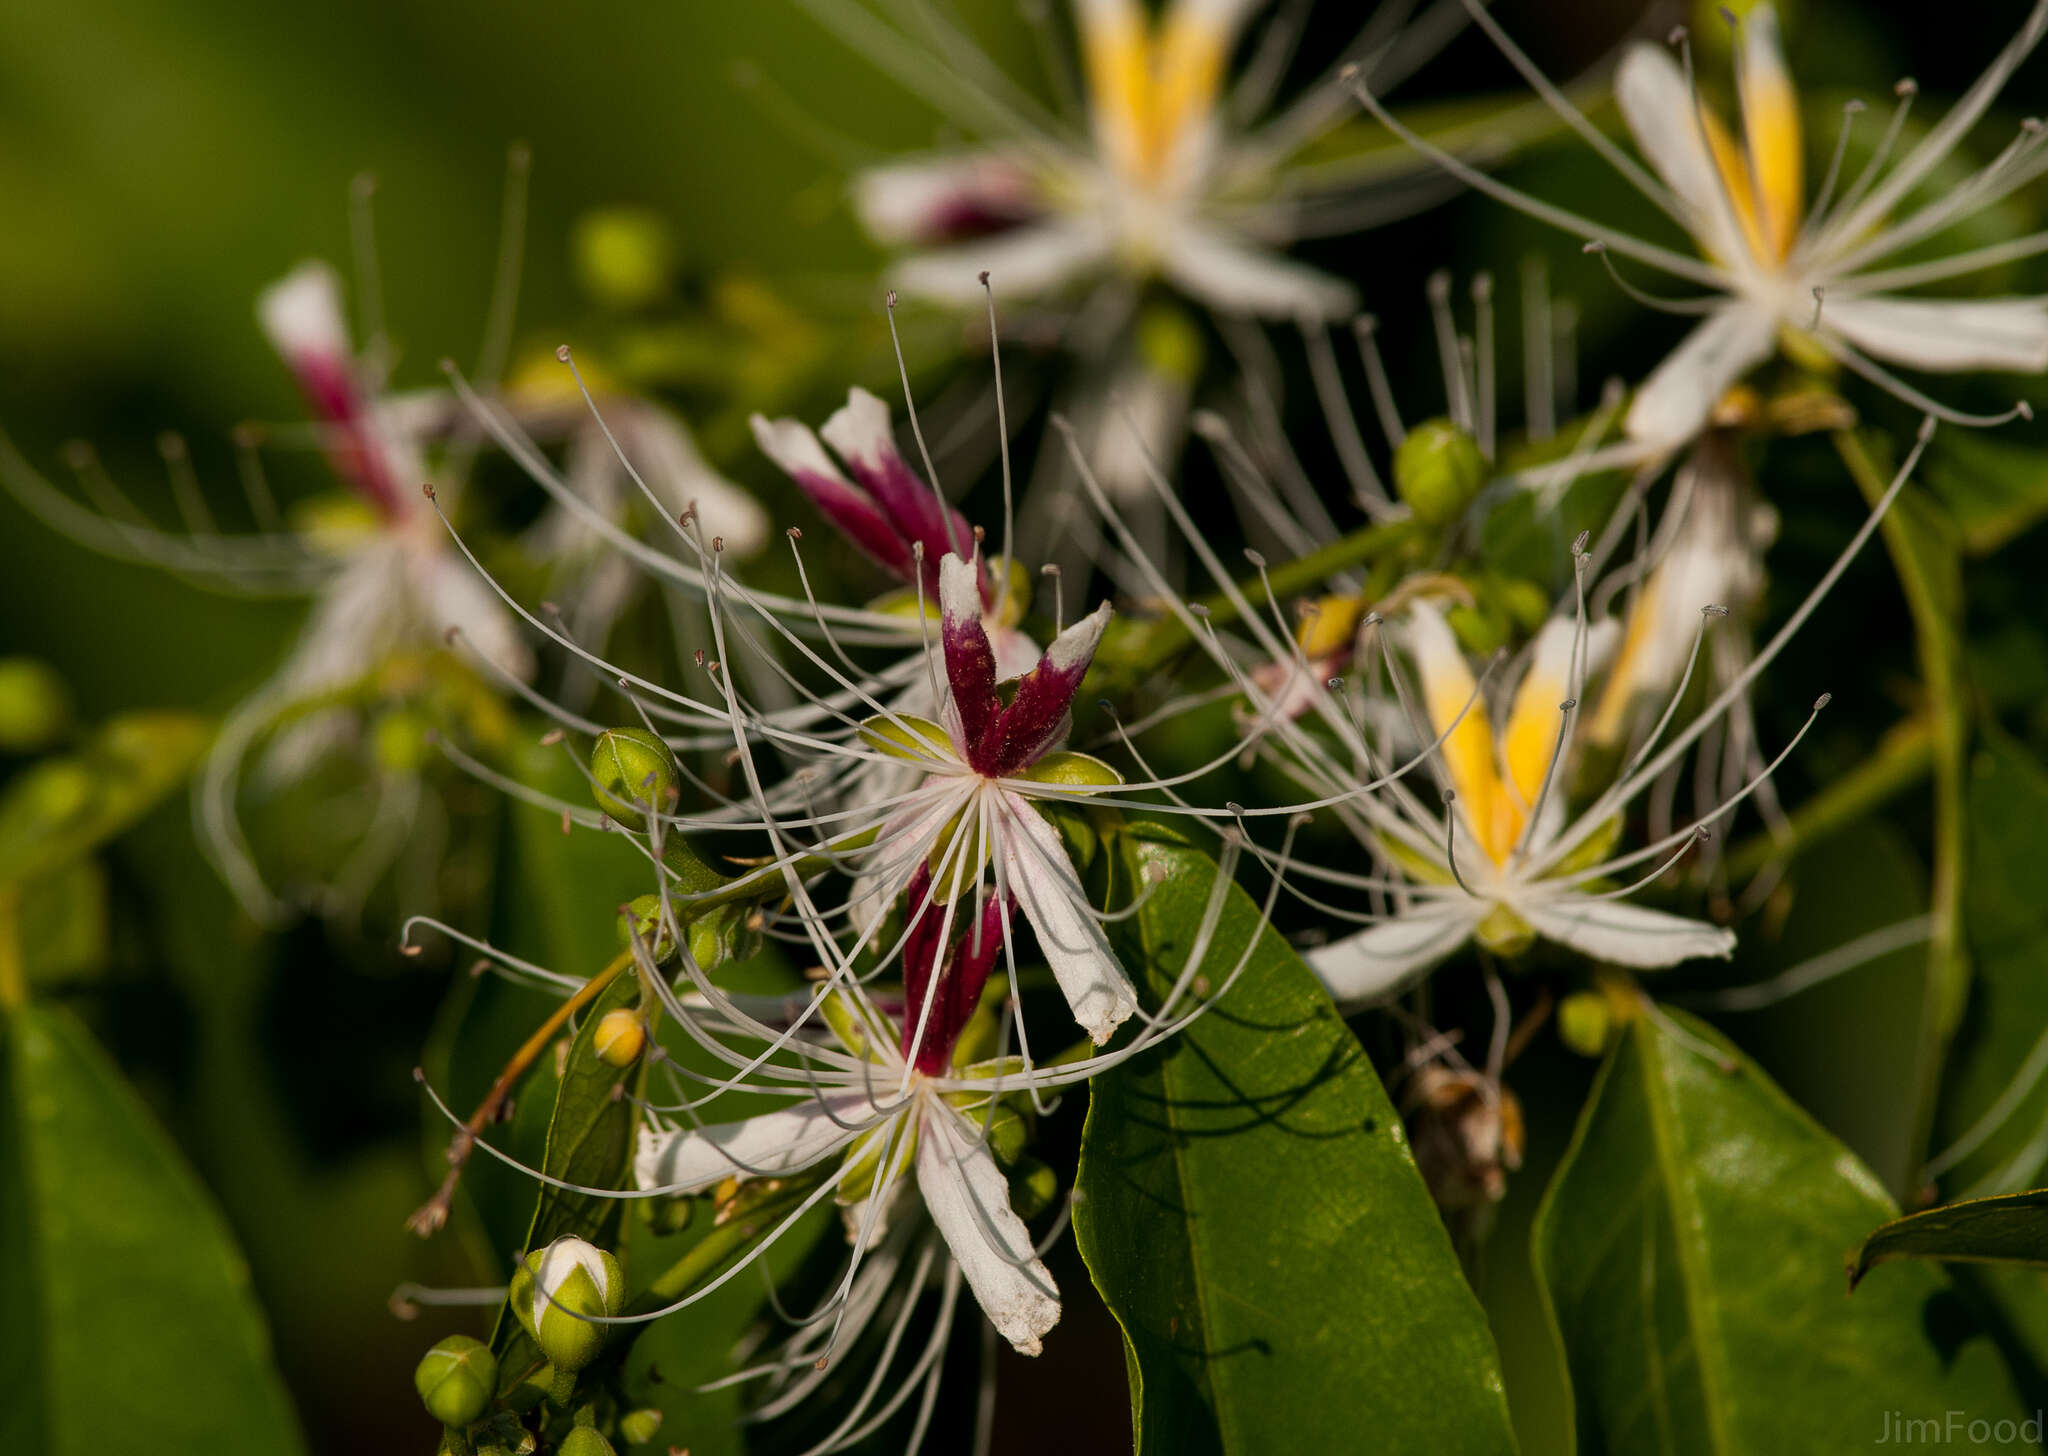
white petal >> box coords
[1307,902,1481,1010]
[620,405,769,556]
[256,260,352,365]
[425,550,534,682]
[853,153,1040,246]
[916,1098,1059,1355]
[632,1094,874,1195]
[1613,45,1747,265]
[996,791,1136,1043]
[1824,294,2048,375]
[533,1237,613,1325]
[748,412,848,493]
[1624,304,1778,448]
[938,550,983,628]
[891,219,1111,305]
[1519,894,1735,968]
[818,386,894,468]
[1159,226,1356,320]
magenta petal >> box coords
[901,870,1010,1075]
[940,554,1002,764]
[797,468,918,581]
[820,390,981,604]
[290,354,406,519]
[976,601,1111,777]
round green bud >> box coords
[978,1100,1030,1166]
[1493,577,1552,635]
[414,1335,497,1428]
[593,1008,646,1068]
[557,1428,617,1456]
[573,207,676,313]
[0,658,71,753]
[619,1408,663,1445]
[590,728,679,828]
[373,708,433,775]
[1393,418,1487,527]
[1135,301,1204,386]
[615,893,678,963]
[521,1236,624,1373]
[1558,991,1615,1059]
[1006,1156,1059,1219]
[640,1194,696,1236]
[1444,603,1506,658]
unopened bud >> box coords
[619,1408,663,1445]
[593,1008,646,1067]
[573,207,675,312]
[414,1334,497,1428]
[616,893,678,963]
[590,728,679,828]
[557,1428,617,1456]
[518,1236,623,1373]
[0,657,71,752]
[1006,1156,1059,1219]
[1393,418,1487,527]
[1558,990,1615,1058]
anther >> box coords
[1895,78,1918,97]
[1813,693,1832,711]
[1560,697,1578,711]
[421,482,437,500]
[1704,604,1730,617]
[711,535,724,552]
[885,289,899,308]
[1572,529,1590,555]
[977,269,990,284]
[787,526,802,540]
[1244,548,1267,568]
[1667,25,1687,45]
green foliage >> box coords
[1074,818,1517,1455]
[1533,1008,2022,1451]
[1931,734,2048,1198]
[1852,1189,2048,1288]
[0,711,209,884]
[0,1001,304,1455]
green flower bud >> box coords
[1445,603,1506,658]
[590,728,679,828]
[615,893,678,963]
[1393,418,1487,527]
[373,708,433,775]
[593,1008,646,1067]
[619,1408,663,1445]
[1006,1156,1059,1220]
[977,1100,1030,1167]
[1557,991,1615,1059]
[0,658,71,753]
[414,1335,497,1428]
[639,1194,696,1235]
[1474,903,1535,958]
[557,1428,617,1456]
[520,1236,624,1373]
[573,207,675,313]
[1135,301,1204,386]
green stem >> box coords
[0,884,23,1011]
[630,1179,823,1316]
[1720,716,1934,883]
[1835,430,1970,1187]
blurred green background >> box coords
[6,1,2048,1452]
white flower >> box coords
[823,0,1480,322]
[1352,1,2048,449]
[1304,601,1736,1007]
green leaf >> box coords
[1930,734,2048,1198]
[488,964,644,1373]
[1921,429,2048,556]
[1852,1189,2048,1288]
[1533,1007,2022,1452]
[0,711,210,883]
[16,857,109,988]
[0,1001,305,1455]
[1074,818,1518,1456]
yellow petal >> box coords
[1406,603,1508,863]
[1702,105,1773,269]
[1498,617,1579,853]
[1737,4,1803,262]
[1147,3,1233,180]
[1075,0,1151,183]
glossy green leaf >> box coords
[0,711,209,883]
[1921,430,2048,556]
[1074,818,1517,1455]
[0,1002,304,1455]
[1931,735,2048,1199]
[1852,1189,2048,1287]
[1533,1008,2022,1452]
[488,965,643,1374]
